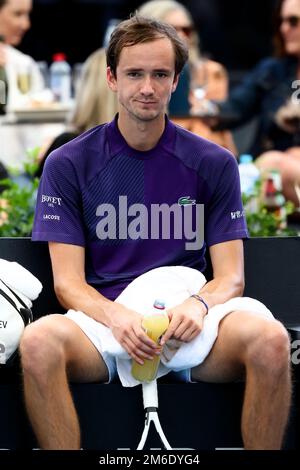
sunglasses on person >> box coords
[279,15,300,28]
[173,25,194,37]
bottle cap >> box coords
[52,53,66,62]
[153,299,165,309]
[239,154,253,164]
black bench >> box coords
[0,237,299,450]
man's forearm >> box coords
[198,275,244,310]
[54,279,119,328]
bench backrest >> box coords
[0,237,299,325]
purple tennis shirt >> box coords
[32,116,248,300]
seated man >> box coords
[20,15,291,450]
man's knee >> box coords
[245,320,290,373]
[20,315,66,378]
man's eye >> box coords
[128,72,141,78]
[155,73,168,78]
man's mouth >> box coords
[136,100,156,105]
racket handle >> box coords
[142,380,158,409]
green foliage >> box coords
[242,179,298,237]
[0,148,40,237]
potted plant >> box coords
[0,148,40,237]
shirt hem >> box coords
[207,231,249,247]
[31,232,85,247]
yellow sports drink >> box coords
[131,299,169,382]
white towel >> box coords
[115,266,273,386]
[66,266,273,387]
[0,259,43,303]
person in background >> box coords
[197,0,300,206]
[138,0,236,154]
[0,0,44,111]
[36,48,118,177]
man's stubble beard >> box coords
[121,101,163,123]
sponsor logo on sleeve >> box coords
[231,210,245,220]
[43,214,60,221]
[41,195,62,208]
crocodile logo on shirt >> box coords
[178,196,196,206]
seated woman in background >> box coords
[138,0,236,154]
[196,0,300,206]
[0,0,44,113]
[36,48,118,177]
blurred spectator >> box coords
[36,48,118,177]
[137,0,236,154]
[0,0,44,111]
[198,0,300,206]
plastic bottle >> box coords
[131,299,169,383]
[238,154,260,195]
[263,169,287,228]
[50,53,71,103]
[0,35,8,115]
[264,175,278,211]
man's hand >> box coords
[109,303,161,364]
[161,297,207,345]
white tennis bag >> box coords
[0,260,43,366]
[0,279,33,365]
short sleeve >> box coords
[31,150,85,246]
[205,155,248,246]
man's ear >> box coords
[171,74,180,93]
[107,67,117,92]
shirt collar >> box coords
[106,113,176,158]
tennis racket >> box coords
[137,380,172,450]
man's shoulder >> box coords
[65,123,107,150]
[172,121,235,171]
[48,124,107,161]
[43,123,110,183]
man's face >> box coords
[107,37,178,123]
[0,0,32,46]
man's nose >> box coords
[140,76,154,94]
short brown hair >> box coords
[106,14,188,77]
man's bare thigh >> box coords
[27,314,109,383]
[191,310,275,383]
